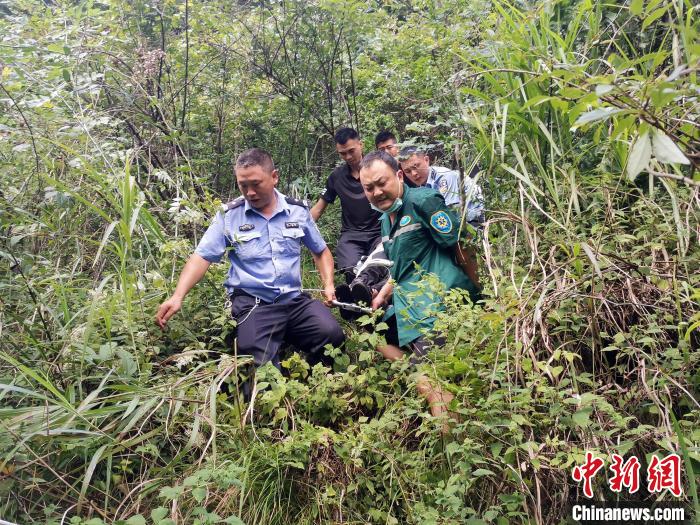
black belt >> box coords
[230,290,272,307]
[229,289,293,304]
[228,288,300,304]
[230,289,256,300]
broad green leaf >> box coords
[652,130,690,164]
[46,43,64,54]
[630,0,644,16]
[560,87,585,98]
[511,414,530,426]
[192,486,207,503]
[595,84,614,96]
[159,485,184,500]
[572,409,592,427]
[125,516,146,525]
[151,507,168,522]
[522,95,554,109]
[642,5,670,30]
[572,107,623,128]
[359,350,373,362]
[626,132,651,181]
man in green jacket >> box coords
[358,150,478,417]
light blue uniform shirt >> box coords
[462,175,485,224]
[427,166,462,207]
[427,166,484,223]
[195,189,327,303]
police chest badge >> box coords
[430,210,453,233]
[239,223,255,231]
[399,215,412,227]
[438,178,448,194]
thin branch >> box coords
[647,168,700,188]
[6,251,52,348]
[345,35,359,133]
[0,81,40,182]
[180,0,189,131]
[157,8,166,102]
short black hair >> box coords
[398,145,427,162]
[359,150,399,172]
[235,148,275,173]
[374,130,396,148]
[334,127,360,145]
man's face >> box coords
[399,153,430,187]
[235,164,279,211]
[376,138,399,158]
[336,138,363,170]
[360,159,403,212]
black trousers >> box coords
[336,231,388,287]
[231,292,345,369]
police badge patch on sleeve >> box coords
[430,210,453,233]
[438,178,449,194]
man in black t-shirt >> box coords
[311,128,387,312]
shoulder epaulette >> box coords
[285,196,310,208]
[221,197,245,212]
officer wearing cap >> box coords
[156,148,345,370]
[359,150,478,417]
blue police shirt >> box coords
[194,189,327,303]
[427,166,485,223]
[427,166,462,207]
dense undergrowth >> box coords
[0,0,698,523]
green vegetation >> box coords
[0,0,698,523]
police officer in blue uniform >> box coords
[399,145,485,226]
[156,148,345,370]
